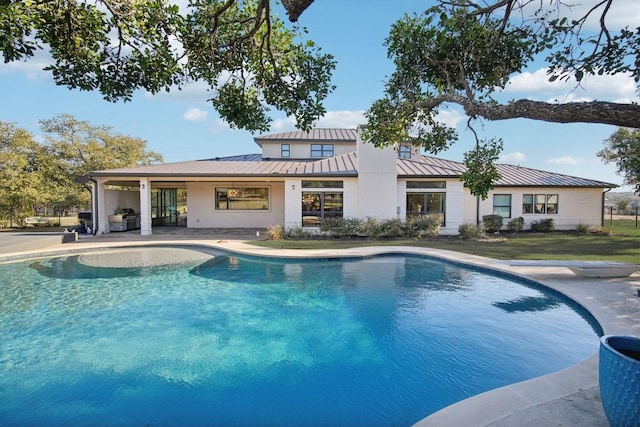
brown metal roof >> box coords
[88,152,615,188]
[280,152,358,176]
[90,152,358,178]
[493,163,616,187]
[398,156,466,177]
[254,128,358,146]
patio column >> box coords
[95,178,108,234]
[139,178,152,235]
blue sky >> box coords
[0,0,638,192]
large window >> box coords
[523,194,558,214]
[302,192,343,227]
[406,192,446,225]
[493,194,512,218]
[216,187,269,210]
[310,144,334,157]
[281,144,290,157]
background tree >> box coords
[598,128,640,193]
[0,116,162,225]
[364,0,640,197]
[0,0,333,132]
[39,114,164,212]
[0,122,51,224]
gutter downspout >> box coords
[602,187,612,228]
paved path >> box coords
[0,231,638,426]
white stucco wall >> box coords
[463,187,605,230]
[104,188,140,215]
[356,137,398,219]
[186,181,285,228]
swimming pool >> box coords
[0,247,600,426]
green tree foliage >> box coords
[0,122,51,223]
[460,138,503,200]
[365,0,640,197]
[598,128,640,193]
[0,0,334,132]
[0,115,163,222]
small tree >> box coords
[598,128,640,193]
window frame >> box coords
[406,192,446,225]
[522,193,559,215]
[492,194,512,218]
[310,144,335,158]
[398,145,412,159]
[280,143,290,158]
[301,191,343,227]
[215,187,270,211]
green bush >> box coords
[285,216,441,240]
[575,222,591,234]
[482,214,504,233]
[458,223,483,239]
[285,226,314,240]
[530,218,555,232]
[507,216,524,232]
[320,217,363,238]
[405,215,441,239]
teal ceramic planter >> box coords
[599,335,640,427]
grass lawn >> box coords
[252,220,640,265]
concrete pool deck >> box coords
[0,230,638,426]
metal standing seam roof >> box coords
[493,163,616,187]
[90,152,359,178]
[253,128,358,146]
[88,152,616,188]
[398,156,467,177]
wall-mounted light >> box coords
[141,184,146,190]
[291,184,295,190]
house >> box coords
[82,127,616,236]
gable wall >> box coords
[261,141,356,159]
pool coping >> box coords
[1,237,639,426]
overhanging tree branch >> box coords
[418,94,640,128]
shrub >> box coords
[458,223,483,239]
[406,215,441,239]
[320,217,363,238]
[266,224,284,240]
[482,214,503,233]
[594,226,613,236]
[507,217,524,232]
[360,217,383,239]
[530,218,555,232]
[575,222,591,234]
[285,226,314,240]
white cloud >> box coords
[183,107,208,122]
[546,156,583,165]
[270,110,366,131]
[499,152,527,164]
[519,0,640,32]
[0,52,51,80]
[316,110,367,128]
[435,109,466,128]
[503,68,637,103]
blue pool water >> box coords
[0,247,600,426]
